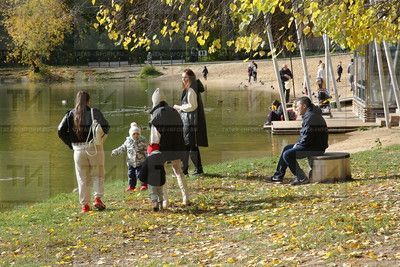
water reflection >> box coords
[0,80,346,208]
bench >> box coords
[308,152,351,183]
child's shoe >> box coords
[125,186,136,192]
[152,201,159,212]
[93,197,106,211]
[81,204,90,213]
[140,184,148,190]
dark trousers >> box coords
[128,165,142,187]
[182,145,203,174]
[273,144,324,179]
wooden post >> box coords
[295,19,313,100]
[383,42,400,111]
[265,17,289,120]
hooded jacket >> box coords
[138,150,166,187]
[296,104,329,151]
[111,136,147,167]
[149,101,185,161]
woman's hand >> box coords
[173,104,181,111]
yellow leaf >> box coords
[229,3,237,12]
[226,257,236,263]
[184,35,190,42]
[303,26,311,35]
[197,36,205,46]
[115,4,121,12]
[91,0,96,5]
[226,40,234,47]
[204,31,210,40]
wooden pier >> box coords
[264,106,380,135]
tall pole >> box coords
[326,43,341,111]
[295,19,312,99]
[394,42,400,71]
[290,53,295,98]
[370,0,390,127]
[265,16,289,121]
[323,34,330,94]
[374,42,391,128]
[383,41,400,111]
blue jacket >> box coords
[296,104,329,151]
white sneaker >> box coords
[162,200,168,209]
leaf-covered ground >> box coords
[1,145,400,266]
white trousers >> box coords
[163,159,189,205]
[73,144,105,205]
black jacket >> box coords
[180,79,208,147]
[138,151,166,186]
[297,104,329,151]
[279,68,293,82]
[149,101,185,161]
[58,107,110,149]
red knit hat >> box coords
[147,144,160,154]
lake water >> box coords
[0,79,347,209]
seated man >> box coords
[269,96,329,185]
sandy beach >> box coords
[155,53,354,98]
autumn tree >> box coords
[93,0,400,56]
[2,0,73,72]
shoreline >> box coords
[1,55,399,153]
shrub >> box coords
[139,65,162,78]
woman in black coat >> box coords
[173,69,208,175]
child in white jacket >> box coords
[111,122,148,191]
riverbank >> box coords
[1,144,400,265]
[0,54,353,98]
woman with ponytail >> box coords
[58,91,110,212]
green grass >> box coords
[138,65,162,78]
[1,145,400,265]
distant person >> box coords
[265,100,283,125]
[269,96,328,185]
[111,122,148,192]
[279,64,293,103]
[202,66,208,80]
[147,51,152,65]
[58,91,110,212]
[247,64,253,83]
[316,62,326,90]
[252,61,258,82]
[138,144,166,212]
[149,88,189,208]
[174,69,208,176]
[336,61,343,82]
[347,58,355,91]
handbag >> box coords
[85,108,107,156]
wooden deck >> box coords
[264,106,379,135]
